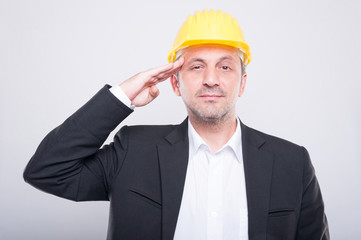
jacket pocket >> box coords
[128,187,162,209]
[267,208,297,240]
[268,208,294,217]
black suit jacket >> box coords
[24,85,329,240]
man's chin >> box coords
[191,110,227,123]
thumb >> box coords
[149,85,160,98]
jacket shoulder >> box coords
[243,124,306,157]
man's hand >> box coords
[119,58,184,107]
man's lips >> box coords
[199,94,223,100]
[200,94,221,97]
[196,88,225,99]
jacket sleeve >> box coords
[23,85,133,201]
[296,147,330,239]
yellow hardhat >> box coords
[168,9,251,65]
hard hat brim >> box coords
[167,39,251,65]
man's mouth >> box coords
[196,87,225,100]
[200,94,223,100]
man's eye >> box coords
[192,65,201,70]
[222,66,231,70]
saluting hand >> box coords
[119,58,184,107]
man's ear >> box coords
[170,74,181,96]
[238,73,247,97]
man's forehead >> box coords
[177,44,243,62]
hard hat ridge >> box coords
[168,9,251,65]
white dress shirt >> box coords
[110,85,249,239]
[173,119,248,240]
[109,85,135,109]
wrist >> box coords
[110,85,135,109]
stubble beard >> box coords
[181,85,237,126]
[186,99,236,127]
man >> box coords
[24,9,329,240]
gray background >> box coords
[1,0,360,239]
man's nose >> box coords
[202,68,220,87]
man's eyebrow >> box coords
[218,55,237,62]
[187,58,207,64]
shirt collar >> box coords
[188,118,243,163]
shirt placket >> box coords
[206,151,223,240]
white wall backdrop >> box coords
[1,0,360,239]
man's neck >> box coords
[189,114,238,153]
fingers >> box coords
[119,58,184,107]
[147,62,174,77]
[146,57,184,84]
[148,57,184,75]
[173,57,184,69]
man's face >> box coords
[171,45,247,123]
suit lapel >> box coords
[157,119,189,240]
[241,121,274,239]
[157,119,274,239]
